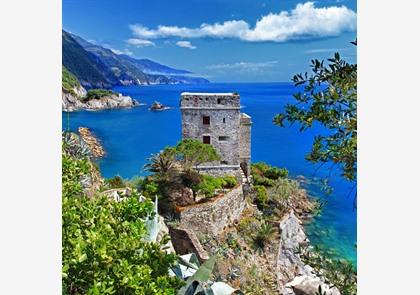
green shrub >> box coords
[253,222,276,250]
[254,185,268,210]
[62,154,91,199]
[62,194,183,294]
[105,175,125,188]
[62,66,81,94]
[85,89,116,101]
[264,167,289,180]
[196,175,222,198]
[253,174,275,187]
[251,162,270,176]
[221,175,237,188]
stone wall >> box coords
[177,185,245,236]
[239,113,252,176]
[168,227,209,263]
[195,165,242,179]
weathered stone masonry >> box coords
[180,93,252,177]
[177,185,246,236]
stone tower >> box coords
[180,92,251,177]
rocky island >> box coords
[150,101,170,111]
[62,67,139,112]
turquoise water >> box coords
[62,82,356,264]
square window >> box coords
[203,116,210,125]
[203,136,211,144]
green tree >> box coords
[274,51,356,181]
[175,139,220,170]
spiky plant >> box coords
[253,222,277,250]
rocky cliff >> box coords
[278,211,341,295]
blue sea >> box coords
[62,82,357,265]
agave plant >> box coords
[143,196,161,243]
[62,131,91,159]
[175,256,244,295]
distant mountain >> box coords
[118,55,191,76]
[64,31,209,88]
[62,31,118,89]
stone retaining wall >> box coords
[177,185,245,236]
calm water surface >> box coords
[62,82,357,264]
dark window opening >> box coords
[223,118,226,123]
[203,136,211,144]
[217,98,222,104]
[203,116,210,125]
[219,136,229,141]
[221,160,228,165]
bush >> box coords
[105,175,125,188]
[85,89,116,101]
[253,174,275,187]
[251,162,289,185]
[254,185,268,210]
[253,222,277,250]
[221,175,237,188]
[264,167,289,180]
[62,145,184,294]
[62,194,183,294]
[196,175,222,198]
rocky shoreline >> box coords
[62,87,139,112]
[78,127,105,158]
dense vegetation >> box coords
[274,51,357,182]
[141,139,235,211]
[62,66,81,95]
[62,132,184,294]
[85,89,116,100]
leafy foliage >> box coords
[175,139,220,170]
[299,247,357,295]
[195,174,238,199]
[85,89,116,100]
[62,66,81,94]
[62,141,184,294]
[274,52,357,181]
[145,147,178,182]
[254,185,268,210]
[63,194,183,294]
[105,175,126,189]
[251,162,289,187]
[252,222,277,250]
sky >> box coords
[63,0,357,82]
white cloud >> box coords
[207,61,279,72]
[129,2,356,43]
[110,48,134,56]
[126,38,156,47]
[176,41,197,49]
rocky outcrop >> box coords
[78,127,105,157]
[62,89,139,112]
[277,211,340,295]
[150,101,170,111]
[285,276,341,295]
